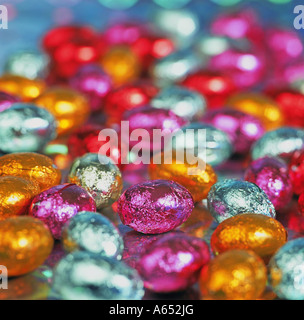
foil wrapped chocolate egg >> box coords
[199,249,267,300]
[0,74,46,101]
[138,233,210,293]
[149,150,217,202]
[68,153,122,209]
[29,184,96,239]
[211,213,287,262]
[269,238,304,300]
[251,127,304,160]
[62,211,124,259]
[244,156,293,211]
[201,109,265,155]
[117,179,194,234]
[0,103,57,153]
[0,216,54,277]
[52,251,144,300]
[0,91,19,112]
[35,87,90,136]
[0,152,61,191]
[151,85,207,121]
[171,122,233,167]
[0,176,40,220]
[207,179,276,223]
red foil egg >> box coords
[29,184,96,239]
[244,157,293,211]
[289,150,304,196]
[117,179,194,234]
[137,233,210,293]
[181,70,237,109]
[201,109,265,155]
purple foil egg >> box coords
[122,106,187,152]
[137,233,210,293]
[0,91,20,112]
[29,184,97,239]
[69,64,112,112]
[201,108,265,155]
[117,179,194,234]
[244,157,293,211]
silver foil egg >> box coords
[269,238,304,300]
[170,122,233,166]
[68,153,123,209]
[151,85,207,121]
[251,127,304,160]
[52,251,144,300]
[0,103,56,153]
[62,211,124,259]
[207,179,276,223]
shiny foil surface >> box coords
[117,179,194,234]
[0,152,62,191]
[68,153,122,209]
[0,216,54,277]
[29,184,97,239]
[62,211,124,259]
[245,156,293,211]
[138,233,210,293]
[211,213,287,263]
[251,127,304,160]
[52,251,144,300]
[207,179,276,223]
[0,91,19,112]
[269,238,304,300]
[0,103,57,153]
[199,249,267,300]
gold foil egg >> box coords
[0,152,61,191]
[149,151,217,202]
[0,216,54,277]
[0,176,40,220]
[199,249,267,300]
[0,74,46,101]
[227,93,284,130]
[211,213,287,262]
[35,87,90,136]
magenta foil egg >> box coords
[123,105,187,152]
[0,91,20,112]
[29,184,97,239]
[69,64,112,112]
[137,233,210,293]
[244,157,293,211]
[201,109,265,155]
[117,179,194,234]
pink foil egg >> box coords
[69,64,112,112]
[201,108,265,155]
[137,233,210,293]
[117,179,194,234]
[29,184,96,239]
[0,91,20,112]
[122,105,187,152]
[244,157,293,211]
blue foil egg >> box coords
[170,122,233,166]
[52,251,144,300]
[269,238,304,300]
[0,103,56,153]
[207,179,276,223]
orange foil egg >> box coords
[227,92,284,130]
[199,249,267,300]
[0,216,54,277]
[211,213,287,262]
[0,74,46,101]
[0,176,40,220]
[0,152,61,191]
[149,151,217,202]
[35,87,90,136]
[100,46,141,86]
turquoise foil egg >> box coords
[269,238,304,300]
[0,103,56,153]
